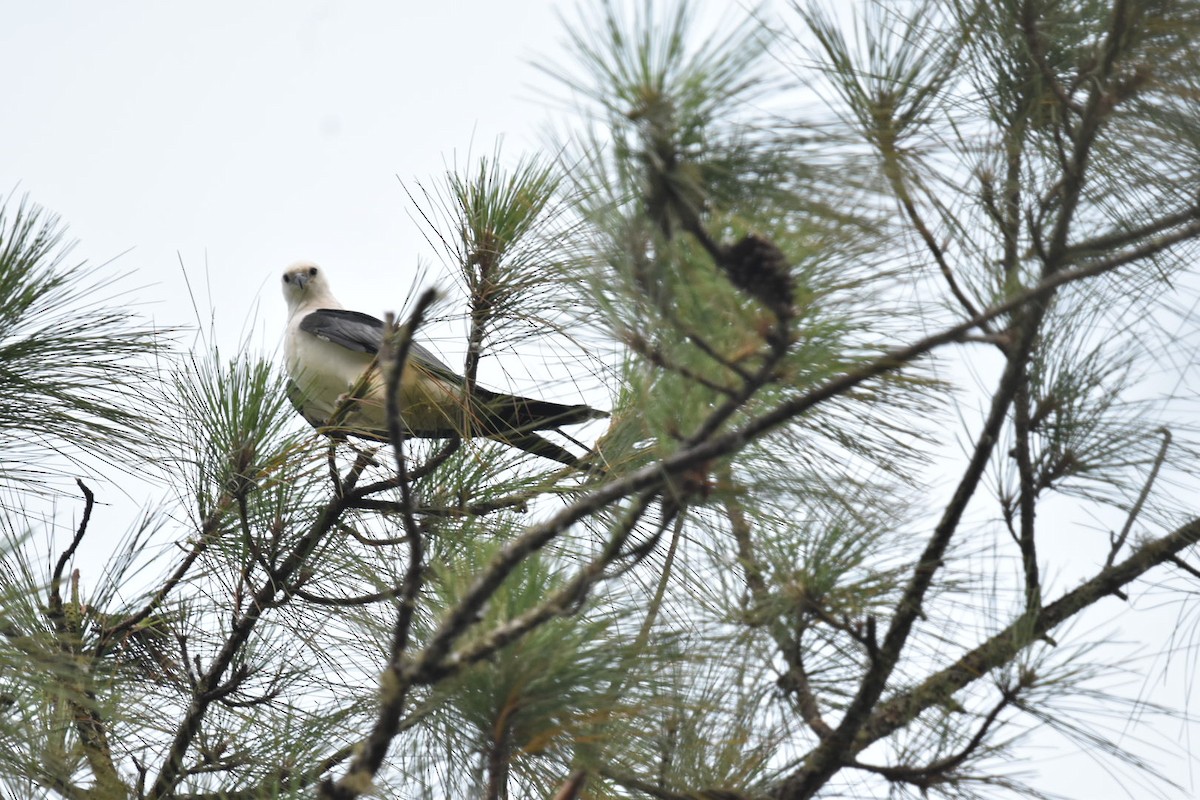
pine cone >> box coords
[720,234,794,320]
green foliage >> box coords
[4,2,1200,799]
[0,195,162,493]
[173,347,308,512]
[407,148,580,359]
[416,548,645,794]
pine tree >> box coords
[3,1,1200,798]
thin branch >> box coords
[49,479,94,610]
[779,633,835,741]
[338,521,411,547]
[722,465,836,739]
[601,504,686,703]
[551,770,588,800]
[599,767,745,800]
[580,508,688,780]
[26,772,93,800]
[624,331,740,396]
[71,684,125,796]
[147,492,353,800]
[174,743,357,800]
[343,439,463,502]
[886,160,984,322]
[999,111,1026,297]
[1012,379,1041,610]
[337,448,377,497]
[1019,0,1081,127]
[322,351,384,436]
[463,244,493,395]
[236,492,278,588]
[289,584,406,607]
[1042,0,1132,268]
[636,512,684,646]
[1106,427,1171,568]
[1065,205,1200,263]
[853,516,1200,755]
[346,492,533,519]
[319,292,437,799]
[101,492,236,651]
[427,490,663,684]
[631,248,757,384]
[410,438,463,479]
[722,470,767,599]
[1168,556,1200,583]
[850,686,1014,785]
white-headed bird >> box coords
[281,262,604,468]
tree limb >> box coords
[854,516,1200,753]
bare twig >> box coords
[338,522,412,548]
[343,439,463,502]
[1107,427,1171,568]
[319,291,437,799]
[1019,0,1082,125]
[322,351,383,435]
[1168,555,1200,583]
[1065,205,1200,263]
[885,159,985,322]
[851,685,1015,787]
[174,743,357,800]
[288,584,406,607]
[624,331,740,396]
[100,492,237,652]
[854,516,1200,757]
[147,492,354,800]
[427,490,664,684]
[599,767,745,800]
[347,491,533,519]
[1012,380,1041,610]
[721,468,832,738]
[49,479,94,611]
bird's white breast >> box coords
[286,313,383,429]
[285,306,467,436]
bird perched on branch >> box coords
[281,261,605,468]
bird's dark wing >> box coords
[299,308,462,383]
[299,308,384,353]
[409,342,462,384]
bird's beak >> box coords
[293,273,310,290]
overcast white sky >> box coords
[2,3,1197,798]
[1,1,576,354]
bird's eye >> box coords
[308,267,318,276]
[282,274,290,283]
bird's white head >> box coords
[281,261,340,313]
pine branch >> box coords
[851,516,1200,754]
[1012,378,1042,611]
[146,490,355,800]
